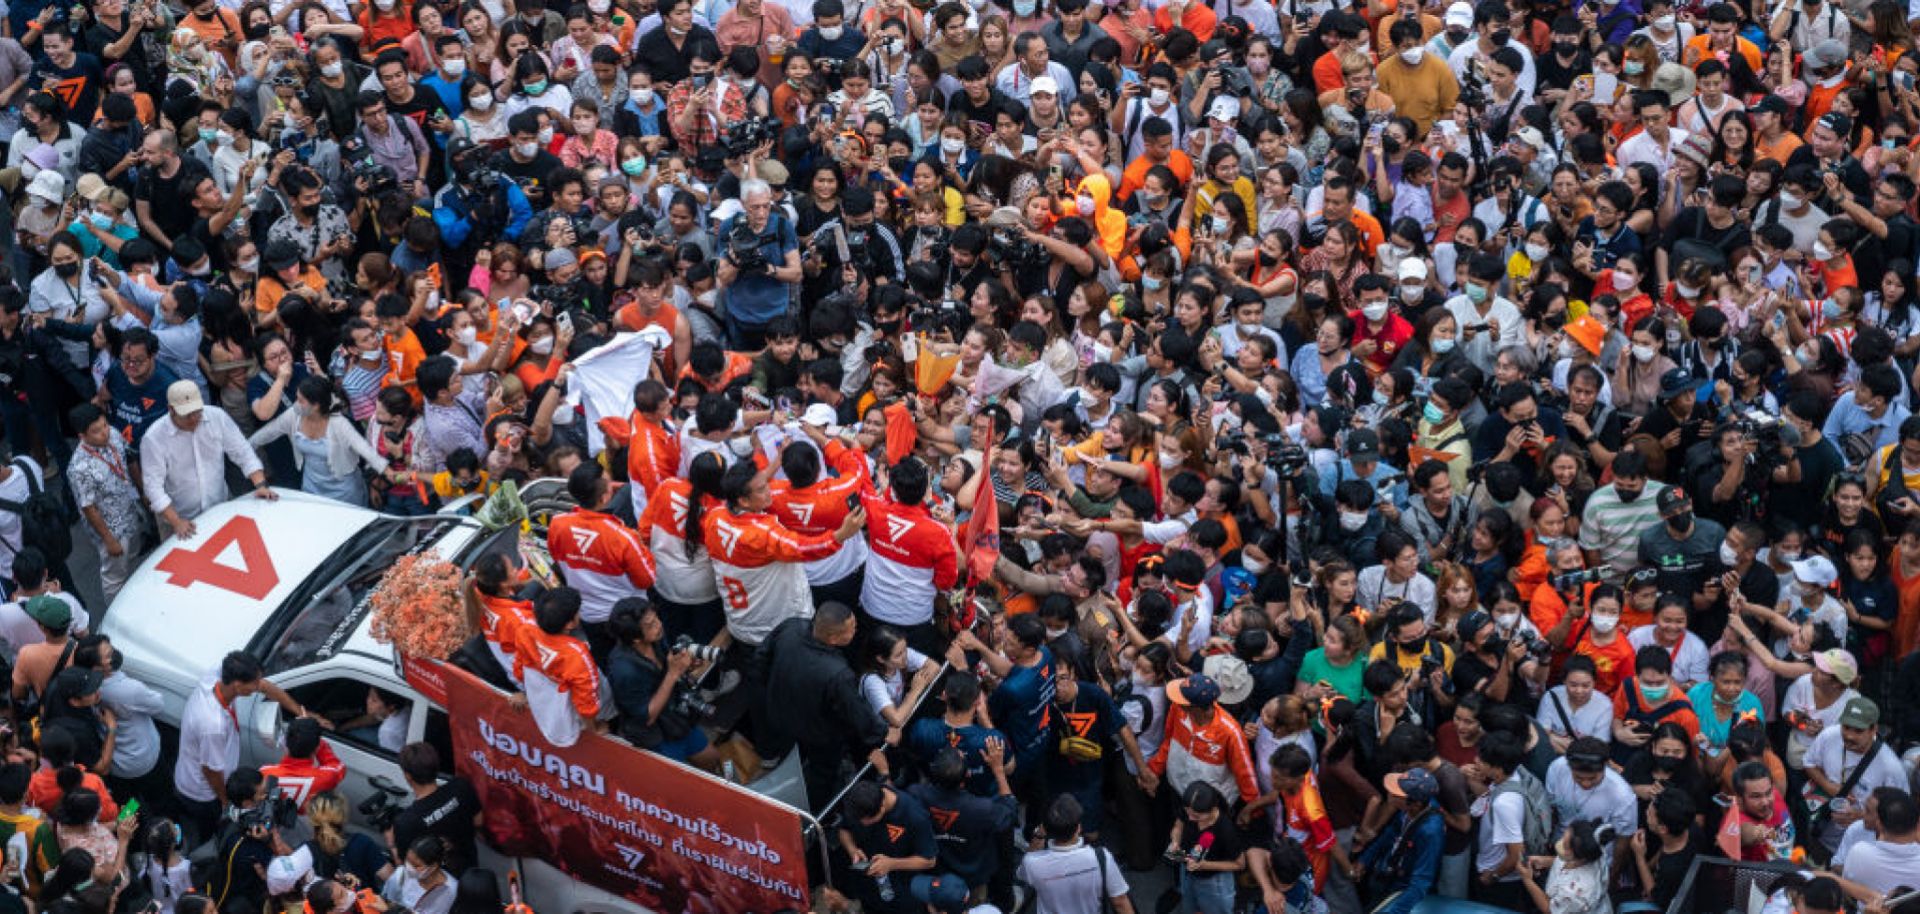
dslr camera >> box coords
[986,227,1049,271]
[672,634,724,664]
[1552,568,1606,590]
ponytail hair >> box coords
[1563,819,1613,866]
[683,450,726,561]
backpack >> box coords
[1490,767,1556,857]
[0,459,72,563]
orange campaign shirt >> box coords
[1573,630,1637,696]
[384,328,428,404]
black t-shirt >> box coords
[845,790,938,896]
[389,777,481,873]
[1045,683,1120,794]
[135,158,212,240]
[386,86,453,144]
[488,149,563,208]
[84,17,157,90]
[631,26,714,86]
[30,53,106,127]
[1535,47,1592,95]
[946,88,1012,143]
[1176,812,1246,864]
[1662,206,1751,267]
[1769,436,1843,531]
[1854,213,1919,294]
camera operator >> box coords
[434,139,533,263]
[1691,419,1791,528]
[209,767,292,914]
[1006,216,1096,303]
[715,178,803,350]
[806,186,905,302]
[605,598,724,769]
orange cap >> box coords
[1564,314,1605,356]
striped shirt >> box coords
[1577,482,1668,581]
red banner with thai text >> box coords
[420,659,810,914]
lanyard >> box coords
[80,443,125,481]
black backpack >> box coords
[0,459,73,563]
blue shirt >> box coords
[1315,457,1410,510]
[1822,390,1908,452]
[903,719,1011,797]
[106,363,181,452]
[989,647,1056,766]
[1577,216,1643,273]
[716,212,799,326]
[421,72,466,120]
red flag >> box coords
[883,401,918,466]
[961,420,999,584]
[1715,803,1744,859]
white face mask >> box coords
[1779,190,1802,210]
[1494,611,1520,632]
[1400,47,1424,65]
[1243,557,1268,575]
[1362,301,1390,322]
[530,336,555,355]
[1653,13,1674,28]
[1675,282,1700,298]
[455,326,478,346]
[1632,343,1657,363]
[443,58,466,77]
[321,61,344,78]
[1718,542,1739,566]
[538,125,555,144]
[1159,451,1182,468]
[819,24,844,40]
[1813,240,1834,261]
[470,93,494,111]
[514,140,537,157]
[1589,613,1619,634]
[1399,283,1424,305]
[238,257,259,273]
[1612,271,1638,291]
[1148,87,1170,106]
[941,136,965,154]
[1525,242,1549,261]
[1091,342,1113,362]
[405,864,427,881]
[1339,510,1369,531]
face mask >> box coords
[887,37,906,54]
[540,125,558,145]
[1813,240,1834,261]
[1363,301,1390,322]
[1396,283,1424,305]
[514,140,539,157]
[1666,510,1692,531]
[1371,389,1391,407]
[1780,190,1802,210]
[525,80,549,96]
[1211,215,1231,235]
[1525,242,1549,262]
[1142,275,1164,291]
[1489,28,1510,44]
[1775,548,1800,563]
[941,136,965,154]
[88,211,114,231]
[1243,557,1268,576]
[1719,542,1739,566]
[1423,402,1446,424]
[54,261,80,279]
[1613,271,1639,292]
[299,202,321,219]
[374,0,396,9]
[1465,283,1488,304]
[1623,60,1645,75]
[1676,282,1701,299]
[1148,87,1170,106]
[405,864,427,881]
[238,257,259,273]
[293,401,313,417]
[442,58,467,77]
[1012,0,1036,13]
[1339,510,1369,531]
[1590,613,1619,634]
[1653,13,1674,28]
[1248,56,1270,75]
[1092,342,1113,362]
[1400,47,1425,65]
[216,129,234,146]
[1652,754,1683,773]
[469,93,494,111]
[618,155,648,176]
[321,61,344,77]
[1077,194,1096,217]
[1432,336,1459,356]
[530,336,556,355]
[1640,681,1669,701]
[1617,486,1644,503]
[589,0,610,10]
[199,127,220,144]
[455,326,478,346]
[1822,297,1845,320]
[1159,451,1182,468]
[1631,343,1658,363]
[819,24,844,39]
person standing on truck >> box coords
[857,456,960,656]
[389,743,483,877]
[508,588,608,748]
[606,599,724,770]
[702,460,869,647]
[547,461,657,664]
[140,380,276,542]
[173,651,310,844]
[768,419,874,611]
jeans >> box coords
[1179,869,1235,914]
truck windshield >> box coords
[253,517,459,675]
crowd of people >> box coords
[16,0,1920,909]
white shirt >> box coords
[1355,566,1437,623]
[1616,127,1693,176]
[1543,758,1638,851]
[1803,725,1906,813]
[381,868,458,914]
[1446,37,1536,97]
[993,61,1078,107]
[1626,626,1709,686]
[1443,293,1525,372]
[1536,685,1614,742]
[1779,675,1857,762]
[173,672,243,803]
[140,410,265,519]
[0,459,42,581]
[1839,838,1920,893]
[1474,785,1527,879]
[1017,840,1130,914]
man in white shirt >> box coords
[994,33,1076,107]
[1445,0,1536,97]
[1616,90,1691,176]
[1803,697,1907,853]
[0,454,43,583]
[173,650,308,843]
[0,548,87,663]
[1543,737,1637,868]
[1838,788,1920,894]
[1445,252,1525,373]
[140,380,274,541]
[1472,729,1530,911]
[1016,794,1135,914]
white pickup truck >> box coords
[99,487,812,914]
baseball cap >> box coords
[1168,673,1221,707]
[1792,555,1839,587]
[1818,112,1853,136]
[1511,126,1548,153]
[1347,428,1381,461]
[262,240,302,273]
[1384,767,1438,804]
[74,173,111,204]
[1443,2,1474,26]
[1658,368,1701,400]
[908,875,970,914]
[23,595,71,630]
[1805,38,1848,70]
[799,403,838,427]
[1201,655,1254,705]
[1398,259,1429,281]
[1207,95,1241,123]
[1656,485,1691,519]
[1030,75,1060,96]
[1457,610,1492,645]
[1564,314,1605,355]
[1814,648,1859,685]
[543,247,578,271]
[167,380,205,417]
[50,667,103,700]
[1753,95,1790,116]
[1839,696,1880,729]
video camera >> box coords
[721,116,784,159]
[237,777,299,833]
[727,222,772,274]
[986,228,1050,271]
[1731,408,1799,463]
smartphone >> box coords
[776,395,792,414]
[845,491,863,512]
[556,311,573,334]
[118,797,141,822]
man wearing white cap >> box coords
[1424,1,1477,59]
[140,379,273,541]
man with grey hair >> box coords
[994,32,1076,105]
[715,177,802,349]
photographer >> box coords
[605,598,724,769]
[715,178,802,350]
[433,139,532,262]
[806,186,905,302]
[209,767,291,914]
[1691,419,1790,528]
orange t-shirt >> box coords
[1118,151,1195,202]
[177,8,244,63]
[255,269,327,317]
[384,328,428,403]
[1803,79,1851,132]
[1153,2,1216,42]
[1573,630,1637,695]
[1682,35,1762,72]
[1755,129,1805,165]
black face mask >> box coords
[1490,28,1511,45]
[1667,509,1693,531]
[889,155,910,172]
[1383,136,1403,156]
[1617,486,1644,503]
[53,261,80,279]
[1554,39,1580,53]
[299,202,321,219]
[1652,754,1684,773]
[1258,250,1279,267]
[1399,636,1428,655]
[244,22,270,40]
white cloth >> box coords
[1626,626,1710,686]
[1839,838,1920,894]
[140,411,265,519]
[1473,785,1527,879]
[565,329,665,454]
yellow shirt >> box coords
[1374,51,1461,136]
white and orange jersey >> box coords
[625,413,681,518]
[547,508,656,623]
[637,477,723,605]
[859,494,961,627]
[475,590,538,672]
[511,624,604,748]
[701,506,842,644]
[770,441,874,586]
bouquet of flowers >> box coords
[368,553,469,660]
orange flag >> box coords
[961,419,999,584]
[1715,803,1744,859]
[884,401,918,465]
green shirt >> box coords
[1297,648,1367,703]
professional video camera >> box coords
[1731,408,1800,464]
[357,776,410,832]
[722,116,784,159]
[727,222,772,274]
[528,278,586,311]
[340,139,399,196]
[1552,568,1606,590]
[237,777,299,833]
[987,227,1049,271]
[1485,630,1554,663]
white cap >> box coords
[1030,75,1060,96]
[1398,259,1429,281]
[1206,95,1241,123]
[1791,556,1838,587]
[1444,1,1473,26]
[25,170,65,204]
[799,403,838,427]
